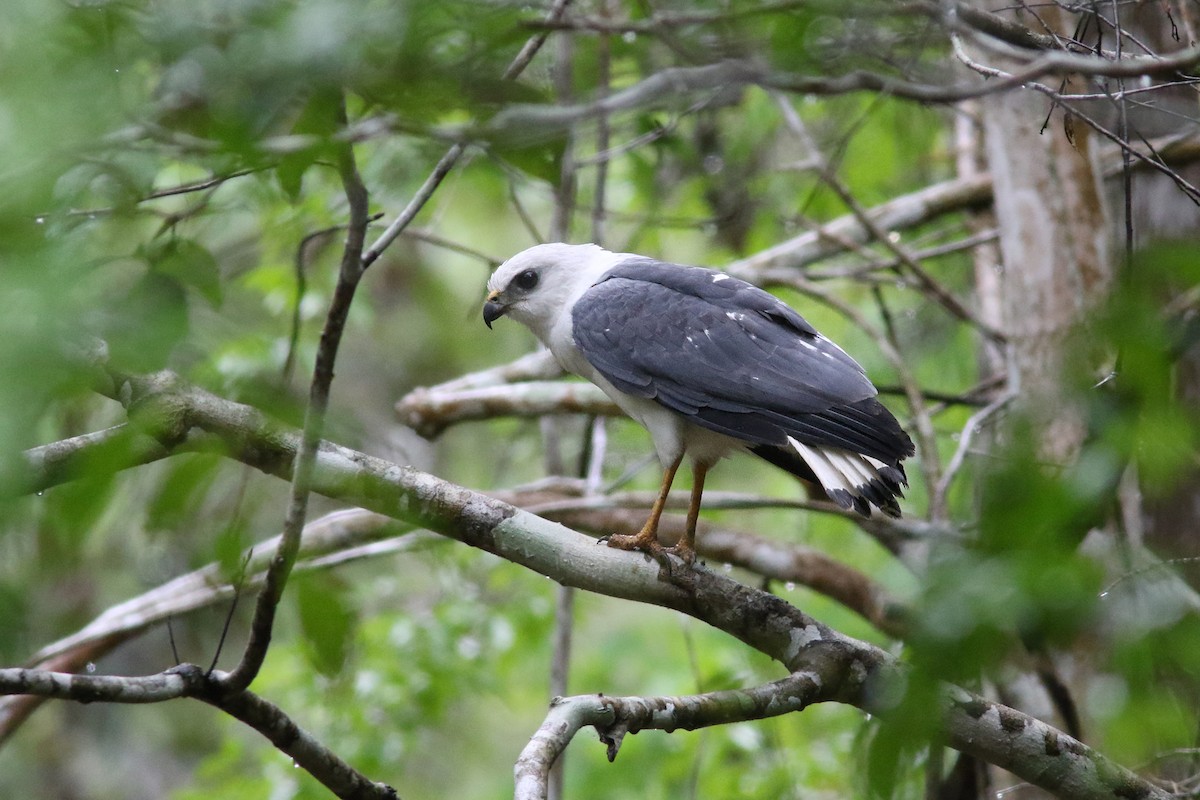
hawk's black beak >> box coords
[482,299,506,329]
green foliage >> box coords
[894,243,1200,770]
[176,551,558,799]
[295,572,357,677]
[1,0,1197,798]
[145,238,224,307]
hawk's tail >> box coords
[751,439,908,518]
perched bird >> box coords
[483,243,914,563]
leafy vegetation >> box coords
[1,1,1199,798]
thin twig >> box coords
[360,0,575,269]
[400,227,502,265]
[363,143,467,269]
[56,168,260,220]
[224,93,372,693]
[951,30,1200,204]
[285,213,385,381]
[772,92,1005,344]
[473,50,1200,147]
[930,370,1018,519]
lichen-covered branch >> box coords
[8,369,1169,800]
[514,672,825,800]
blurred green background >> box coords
[1,1,1198,798]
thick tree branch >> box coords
[0,667,191,705]
[0,468,907,748]
[19,423,173,495]
[0,485,907,746]
[9,370,1169,800]
[534,503,911,638]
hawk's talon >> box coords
[603,531,662,554]
[664,542,696,566]
[603,530,687,582]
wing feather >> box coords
[571,260,913,464]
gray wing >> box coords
[571,258,910,463]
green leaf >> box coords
[275,90,343,200]
[295,572,357,677]
[492,137,565,185]
[145,238,223,306]
[146,453,224,533]
[864,720,905,800]
[103,271,190,372]
[212,520,251,581]
[39,472,117,559]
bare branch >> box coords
[400,228,503,265]
[930,365,1019,518]
[6,370,1172,799]
[224,93,372,693]
[515,672,824,800]
[397,381,616,437]
[532,500,913,637]
[719,132,1200,281]
[0,667,191,705]
[525,0,1109,57]
[0,663,398,799]
[772,92,1005,343]
[726,173,995,280]
[393,357,996,440]
[0,510,420,745]
[196,680,399,800]
[20,423,172,495]
[476,51,1200,146]
[520,1,812,35]
[362,143,467,269]
[36,510,404,667]
[939,1,1059,51]
[503,0,575,81]
[51,168,260,221]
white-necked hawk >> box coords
[483,243,914,562]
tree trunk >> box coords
[969,5,1116,797]
[978,11,1114,460]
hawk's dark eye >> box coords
[514,269,539,291]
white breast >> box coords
[550,326,741,468]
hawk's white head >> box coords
[483,243,624,345]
